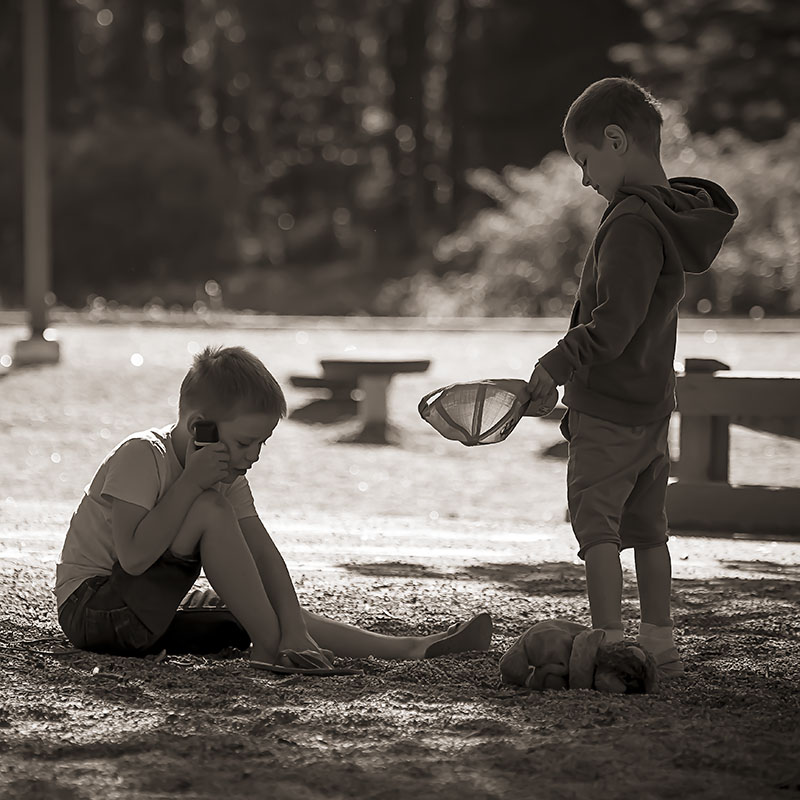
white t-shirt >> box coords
[54,424,258,608]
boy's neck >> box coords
[623,151,669,189]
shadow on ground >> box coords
[339,558,800,598]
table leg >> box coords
[338,374,393,444]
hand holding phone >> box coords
[185,420,229,488]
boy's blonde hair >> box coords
[563,77,663,156]
[179,345,287,420]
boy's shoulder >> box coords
[105,425,174,467]
[596,194,653,238]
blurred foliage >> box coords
[0,0,797,315]
[0,127,22,306]
[0,114,240,306]
[377,105,800,318]
[50,115,240,305]
[0,0,646,311]
[614,0,800,142]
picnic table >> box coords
[290,358,431,444]
[666,358,800,533]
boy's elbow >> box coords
[116,552,147,576]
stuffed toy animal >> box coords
[499,618,658,693]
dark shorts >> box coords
[562,409,671,559]
[58,551,250,656]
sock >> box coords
[598,627,624,645]
[637,622,675,656]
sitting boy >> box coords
[55,345,492,670]
[526,77,738,673]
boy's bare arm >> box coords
[111,442,230,575]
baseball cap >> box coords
[418,378,556,446]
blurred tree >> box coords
[0,128,22,304]
[377,106,800,318]
[150,0,195,129]
[50,116,240,305]
[452,0,648,171]
[99,2,149,111]
[0,0,22,134]
[2,0,793,315]
[50,0,82,129]
[613,0,800,141]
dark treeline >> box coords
[0,0,797,313]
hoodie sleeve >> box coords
[538,214,664,384]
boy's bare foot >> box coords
[421,612,493,659]
[249,645,278,665]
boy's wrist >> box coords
[176,471,206,496]
[538,348,571,386]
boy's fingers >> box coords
[527,377,544,400]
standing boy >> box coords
[526,77,737,673]
[55,345,492,669]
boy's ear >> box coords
[185,411,204,436]
[604,124,628,154]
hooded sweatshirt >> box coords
[538,177,738,426]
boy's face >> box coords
[564,127,626,202]
[215,411,280,483]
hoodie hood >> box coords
[610,177,738,274]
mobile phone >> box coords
[193,420,219,448]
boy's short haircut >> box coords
[563,77,663,156]
[179,345,287,420]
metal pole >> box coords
[15,0,59,365]
[24,0,49,334]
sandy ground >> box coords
[0,318,799,799]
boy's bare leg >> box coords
[302,610,480,660]
[633,543,682,671]
[634,543,672,626]
[170,491,281,663]
[584,542,624,642]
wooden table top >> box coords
[320,358,431,377]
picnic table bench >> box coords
[666,358,800,534]
[290,358,431,444]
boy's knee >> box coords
[191,490,235,523]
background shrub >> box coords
[377,105,800,318]
[0,115,239,308]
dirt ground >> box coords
[1,318,799,800]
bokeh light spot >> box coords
[395,124,413,143]
[130,353,144,367]
[697,298,713,314]
[333,207,351,226]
